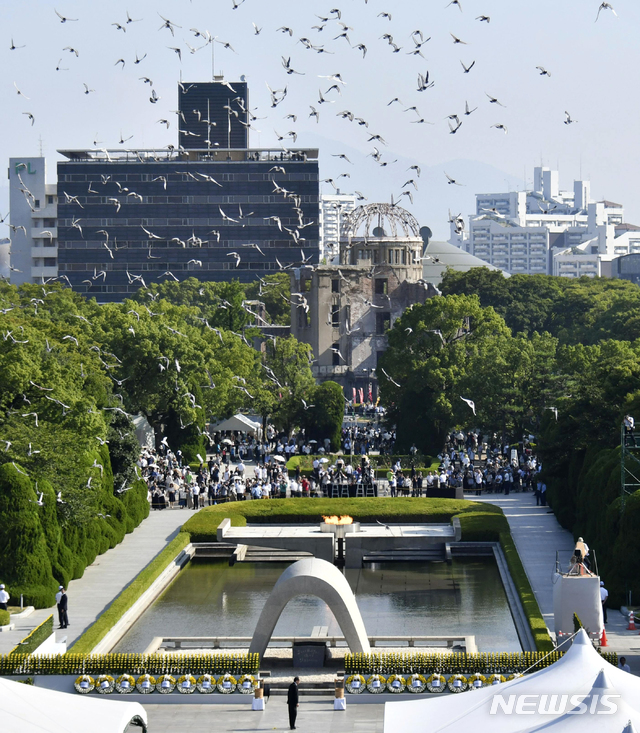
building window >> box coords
[331,279,339,293]
[44,258,57,267]
[47,195,54,205]
[374,278,388,295]
[376,312,390,334]
[331,304,340,328]
[332,342,341,366]
[34,199,40,209]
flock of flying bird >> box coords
[0,0,620,467]
[4,0,620,244]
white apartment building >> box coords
[319,192,357,263]
[450,167,640,278]
[9,157,58,285]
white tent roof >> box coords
[0,677,147,733]
[210,413,261,434]
[384,630,640,733]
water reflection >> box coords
[115,558,520,652]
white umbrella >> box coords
[272,455,286,463]
[319,457,330,463]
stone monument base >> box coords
[293,641,326,668]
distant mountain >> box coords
[302,131,524,240]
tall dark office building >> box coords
[56,82,319,303]
[178,79,248,150]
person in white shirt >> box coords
[618,656,631,673]
[575,537,590,568]
[55,585,64,628]
[600,581,609,624]
[0,584,9,611]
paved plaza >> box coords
[139,700,385,733]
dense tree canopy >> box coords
[440,268,640,344]
[0,275,304,605]
[386,269,640,603]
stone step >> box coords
[244,554,310,562]
[363,550,445,562]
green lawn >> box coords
[182,497,497,536]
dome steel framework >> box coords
[344,203,421,239]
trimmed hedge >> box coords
[10,615,53,655]
[0,610,10,627]
[345,649,618,675]
[183,497,493,536]
[68,532,191,654]
[286,454,439,472]
[183,498,553,652]
[0,651,259,676]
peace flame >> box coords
[322,515,353,525]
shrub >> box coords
[0,464,58,607]
[0,610,9,627]
[10,615,53,655]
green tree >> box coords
[303,381,345,450]
[244,272,292,325]
[253,336,316,434]
[378,294,512,453]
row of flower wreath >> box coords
[74,673,259,694]
[345,672,520,694]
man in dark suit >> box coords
[287,676,299,729]
[59,589,69,629]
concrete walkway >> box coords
[471,490,574,622]
[469,490,640,673]
[142,700,385,733]
[1,507,189,654]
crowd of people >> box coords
[138,423,548,508]
[139,438,381,508]
[342,423,396,455]
[386,431,545,501]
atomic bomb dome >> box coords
[344,203,422,240]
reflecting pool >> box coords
[115,558,521,652]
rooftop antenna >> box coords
[211,39,215,80]
[38,135,43,157]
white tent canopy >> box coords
[384,630,640,733]
[209,413,262,436]
[0,677,147,733]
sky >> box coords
[2,0,638,240]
